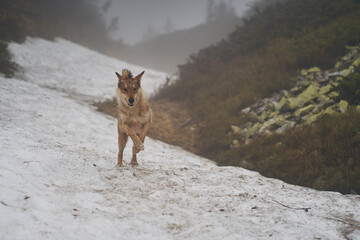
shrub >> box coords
[332,65,360,105]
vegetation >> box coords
[219,108,360,194]
[332,65,360,105]
[154,0,360,193]
[0,41,17,77]
[0,0,126,77]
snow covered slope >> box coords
[1,38,359,239]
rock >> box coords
[323,106,338,115]
[294,105,316,118]
[242,122,253,129]
[264,103,275,111]
[343,66,354,77]
[305,110,325,124]
[276,96,291,113]
[231,139,240,149]
[246,122,261,138]
[318,84,332,95]
[241,128,249,136]
[301,69,308,76]
[339,100,349,113]
[353,57,360,67]
[308,67,321,73]
[328,91,339,99]
[241,106,251,114]
[327,71,344,77]
[290,86,302,95]
[231,125,242,135]
[276,121,296,133]
[289,82,320,109]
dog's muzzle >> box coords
[127,97,134,107]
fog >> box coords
[105,0,255,45]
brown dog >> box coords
[115,69,152,166]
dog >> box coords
[115,69,152,166]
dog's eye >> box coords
[123,88,128,92]
[133,88,137,91]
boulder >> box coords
[318,84,332,95]
[289,82,320,109]
[294,105,316,118]
[246,122,261,138]
[328,91,339,99]
[308,67,321,73]
[241,106,251,114]
[339,100,349,113]
[231,125,242,135]
[276,121,296,133]
[231,139,241,149]
[305,110,325,124]
[276,96,291,113]
[323,106,338,115]
[353,57,360,67]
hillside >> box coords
[124,16,241,74]
[153,0,360,193]
[1,37,360,240]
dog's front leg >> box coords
[121,123,144,152]
[140,121,150,143]
[117,130,128,166]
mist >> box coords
[105,0,255,45]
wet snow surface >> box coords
[1,38,359,239]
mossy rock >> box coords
[231,140,241,148]
[294,105,316,118]
[301,69,308,76]
[339,100,349,113]
[319,84,332,95]
[289,82,320,109]
[323,105,338,115]
[305,110,325,124]
[353,57,360,67]
[308,67,321,73]
[334,61,342,70]
[343,66,354,77]
[246,122,262,138]
[276,121,296,133]
[276,96,291,112]
[259,110,271,122]
[231,125,242,135]
[328,91,339,98]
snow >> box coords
[1,38,359,239]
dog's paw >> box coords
[130,160,138,166]
[134,142,144,152]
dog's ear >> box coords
[115,72,122,79]
[134,71,145,81]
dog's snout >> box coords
[129,98,134,104]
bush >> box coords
[332,65,360,105]
[0,41,17,77]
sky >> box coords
[104,0,256,45]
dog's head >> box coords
[116,69,144,107]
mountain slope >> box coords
[0,38,359,239]
[125,17,241,74]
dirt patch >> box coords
[93,98,201,153]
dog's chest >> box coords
[119,109,149,128]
